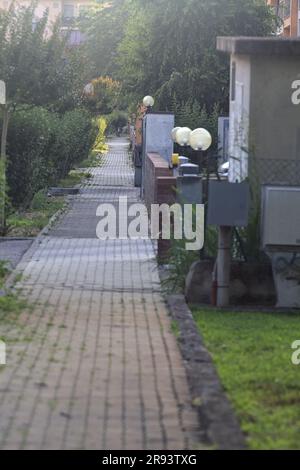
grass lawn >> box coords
[6,169,92,238]
[58,170,91,188]
[192,307,300,450]
[7,192,65,237]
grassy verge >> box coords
[0,260,27,325]
[7,192,65,237]
[0,260,9,285]
[192,308,300,450]
[5,169,92,238]
[79,153,104,169]
[58,170,92,187]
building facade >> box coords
[267,0,300,36]
[217,36,300,186]
[0,1,96,43]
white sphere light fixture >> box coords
[143,95,155,107]
[189,128,212,151]
[171,127,181,142]
[176,127,192,146]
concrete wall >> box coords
[142,112,174,196]
[185,260,276,305]
[0,0,95,34]
[222,40,300,186]
[142,113,175,165]
[144,153,173,212]
[144,153,176,260]
[250,55,300,161]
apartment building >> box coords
[267,0,300,36]
[0,1,96,44]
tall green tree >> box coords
[0,1,87,230]
[119,0,277,112]
[0,1,86,157]
[81,0,127,78]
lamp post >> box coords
[171,126,212,167]
[143,95,155,113]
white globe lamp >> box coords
[143,95,155,108]
[175,127,192,146]
[171,127,181,142]
[189,128,212,151]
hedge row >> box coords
[6,107,96,207]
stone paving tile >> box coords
[0,137,203,450]
[0,239,33,269]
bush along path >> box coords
[0,137,208,450]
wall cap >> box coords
[217,36,300,56]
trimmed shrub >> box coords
[6,107,96,207]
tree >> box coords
[0,1,88,153]
[85,76,121,115]
[0,1,87,231]
[118,0,277,112]
[81,0,127,78]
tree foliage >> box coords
[81,0,127,78]
[7,107,96,207]
[86,76,121,115]
[0,1,87,113]
[0,1,93,225]
[84,0,277,125]
[118,0,277,113]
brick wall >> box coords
[144,153,177,260]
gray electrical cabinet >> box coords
[176,176,203,205]
[207,181,250,227]
[261,186,300,251]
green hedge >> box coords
[6,107,96,207]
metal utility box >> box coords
[261,185,300,251]
[176,176,203,205]
[179,163,200,176]
[134,167,142,187]
[207,181,250,227]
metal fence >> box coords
[249,158,300,195]
[231,157,300,261]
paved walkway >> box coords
[0,239,33,270]
[0,138,204,450]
